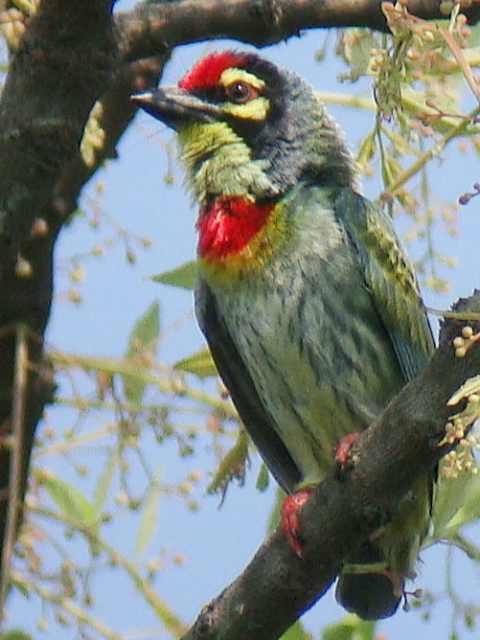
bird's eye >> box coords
[225,81,258,104]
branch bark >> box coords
[51,54,168,220]
[0,0,117,587]
[116,0,480,62]
[180,293,480,640]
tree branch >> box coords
[180,292,480,640]
[0,0,117,582]
[116,0,480,62]
[0,325,28,618]
[51,54,168,221]
[0,0,167,593]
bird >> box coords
[132,50,435,620]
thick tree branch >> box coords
[51,54,168,220]
[0,0,168,595]
[181,293,480,640]
[0,0,117,586]
[116,0,480,62]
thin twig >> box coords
[440,29,480,106]
[452,533,480,561]
[386,106,480,195]
[54,397,210,415]
[49,350,237,418]
[315,91,376,111]
[29,504,187,637]
[426,307,480,322]
[0,324,28,620]
[11,570,123,640]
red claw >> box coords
[282,433,363,556]
[335,432,362,468]
[281,489,314,558]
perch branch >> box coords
[180,292,480,640]
[116,0,480,63]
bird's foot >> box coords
[281,489,314,558]
[381,568,420,603]
[402,586,423,612]
[335,432,362,469]
[381,568,406,598]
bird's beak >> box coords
[131,86,222,130]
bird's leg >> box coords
[282,432,363,557]
[402,586,423,611]
[281,488,314,558]
[382,569,406,598]
[380,568,418,601]
[335,431,362,469]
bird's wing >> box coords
[335,189,435,381]
[336,190,437,526]
[195,279,302,494]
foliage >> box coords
[174,348,217,378]
[334,2,480,294]
[123,301,161,404]
[321,616,375,640]
[151,260,198,290]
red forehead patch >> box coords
[179,51,249,92]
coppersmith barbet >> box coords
[133,51,435,620]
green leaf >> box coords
[322,626,352,640]
[151,260,197,290]
[124,301,160,404]
[0,631,33,640]
[431,473,471,535]
[136,470,162,556]
[126,301,160,358]
[207,430,249,496]
[94,450,118,512]
[432,472,480,540]
[38,470,98,531]
[322,615,376,640]
[11,578,29,599]
[51,352,181,392]
[174,348,217,378]
[338,29,380,81]
[355,131,376,173]
[266,487,285,534]
[281,622,312,640]
[256,463,270,492]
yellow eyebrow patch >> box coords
[219,68,265,90]
[222,97,270,121]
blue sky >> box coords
[6,4,480,638]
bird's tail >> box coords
[335,541,402,620]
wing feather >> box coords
[335,190,435,381]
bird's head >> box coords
[133,51,354,204]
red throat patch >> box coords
[197,197,274,261]
[179,51,249,92]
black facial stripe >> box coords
[186,53,289,158]
[191,86,227,104]
[221,80,287,152]
[223,115,266,141]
